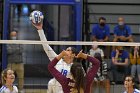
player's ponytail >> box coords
[70,63,84,93]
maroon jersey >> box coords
[48,56,100,93]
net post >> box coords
[75,0,83,51]
[2,0,10,69]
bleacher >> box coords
[85,0,140,42]
[83,0,140,92]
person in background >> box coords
[123,75,140,93]
[89,45,110,93]
[88,44,104,72]
[92,17,110,42]
[113,17,133,42]
[89,44,104,58]
[111,46,129,84]
[130,46,140,84]
[88,43,104,72]
[0,69,18,93]
[7,31,24,93]
[91,17,110,58]
[48,50,100,93]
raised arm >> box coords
[37,29,57,61]
[85,56,100,92]
[33,23,57,61]
[48,50,68,86]
[75,51,100,93]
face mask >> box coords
[92,45,98,49]
[118,22,124,26]
[119,50,123,54]
[11,37,17,40]
[100,23,105,27]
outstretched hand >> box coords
[32,22,43,30]
[61,50,68,57]
[56,50,68,60]
[75,50,87,59]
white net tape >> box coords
[0,40,140,46]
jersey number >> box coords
[61,69,68,76]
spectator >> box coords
[123,75,140,93]
[88,44,104,69]
[88,44,104,71]
[113,17,133,42]
[111,46,129,84]
[90,53,110,93]
[7,31,24,93]
[0,69,18,93]
[89,44,104,58]
[89,45,110,93]
[130,46,140,83]
[92,17,110,42]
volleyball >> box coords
[29,10,44,24]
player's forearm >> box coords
[37,29,47,41]
[88,56,100,67]
[56,53,63,61]
[85,56,100,92]
[37,29,57,61]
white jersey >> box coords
[89,48,104,57]
[38,30,72,93]
[55,59,72,75]
[0,85,18,93]
[123,89,140,93]
[47,59,72,93]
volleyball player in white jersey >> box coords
[124,75,140,93]
[32,23,77,93]
[0,69,18,93]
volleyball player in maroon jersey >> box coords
[48,50,100,93]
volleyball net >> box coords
[1,40,139,93]
[1,40,140,46]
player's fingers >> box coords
[78,50,83,55]
[62,50,68,56]
[77,50,82,54]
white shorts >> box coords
[47,78,63,93]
